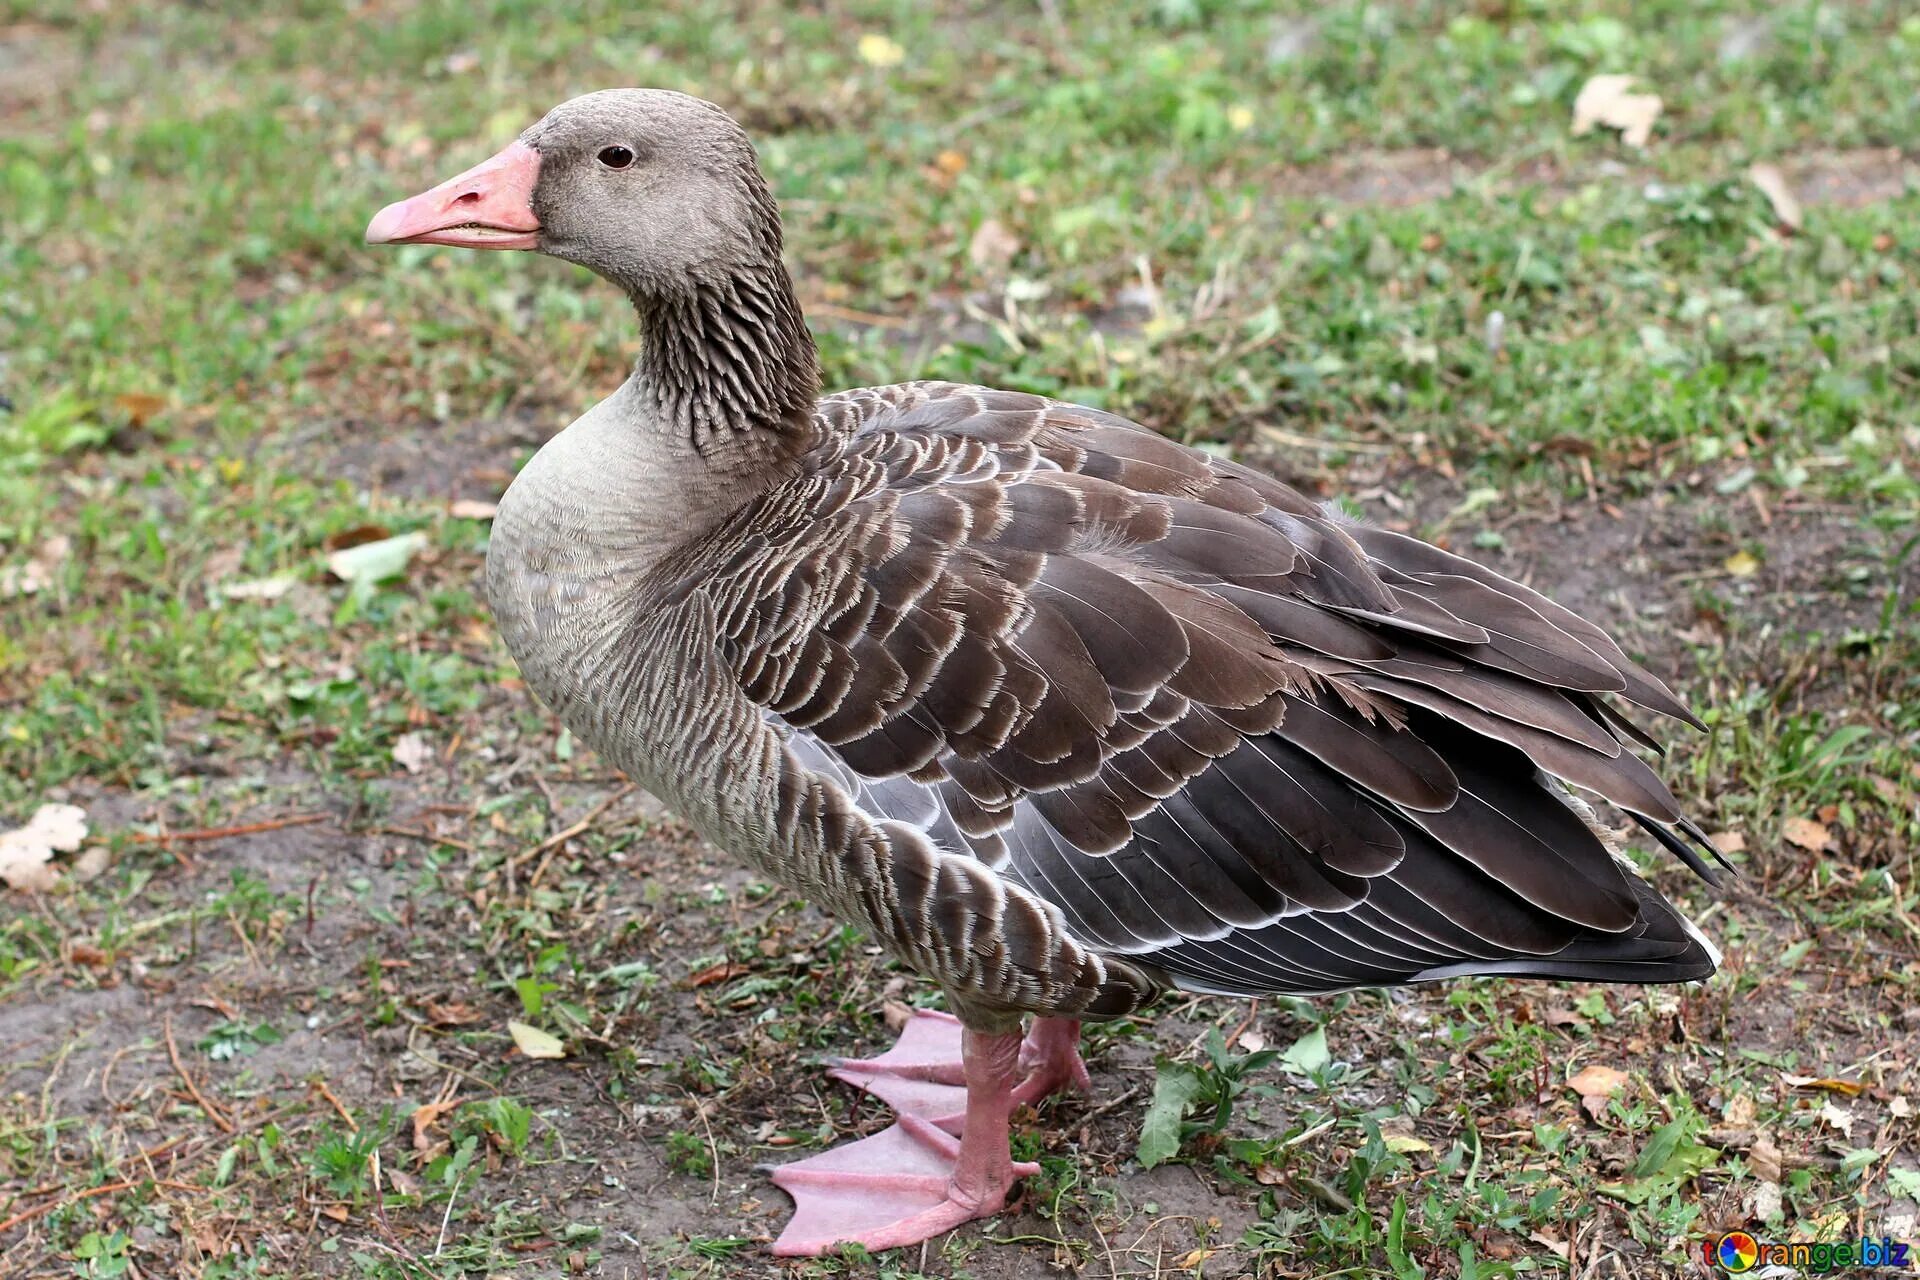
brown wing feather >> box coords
[681,382,1717,1007]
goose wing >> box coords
[687,381,1720,997]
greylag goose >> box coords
[367,89,1723,1257]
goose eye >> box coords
[597,145,635,170]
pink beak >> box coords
[365,141,542,250]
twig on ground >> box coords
[130,814,328,845]
[163,1014,233,1133]
[312,1079,357,1130]
[0,1179,212,1235]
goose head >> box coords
[365,88,784,297]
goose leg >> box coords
[769,1026,1039,1256]
[829,1010,1090,1130]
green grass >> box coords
[2,2,1918,1277]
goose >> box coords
[366,88,1723,1257]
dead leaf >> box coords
[1529,1232,1570,1261]
[68,942,110,967]
[1569,1064,1631,1098]
[1747,1179,1784,1223]
[856,32,904,67]
[1748,163,1803,232]
[1782,816,1832,852]
[1891,1096,1912,1119]
[685,961,749,988]
[425,1000,485,1027]
[968,217,1021,273]
[1571,74,1663,148]
[114,392,166,426]
[1569,1063,1631,1122]
[1819,1100,1853,1139]
[1750,1135,1783,1182]
[882,999,914,1033]
[392,732,434,775]
[1723,1092,1756,1126]
[70,846,111,882]
[326,531,428,585]
[1,803,88,892]
[507,1020,565,1060]
[323,523,391,552]
[1723,549,1760,577]
[319,1204,349,1223]
[411,1097,463,1150]
[1544,1006,1586,1029]
[1237,1030,1268,1053]
[1781,1073,1865,1096]
[1176,1249,1217,1272]
[220,575,297,602]
[0,534,72,599]
[448,499,498,520]
[1708,830,1747,855]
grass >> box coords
[3,1,1918,1276]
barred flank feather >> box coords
[623,383,1720,1020]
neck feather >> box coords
[630,259,821,470]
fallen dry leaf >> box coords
[425,1000,485,1026]
[1748,1179,1785,1223]
[114,391,166,426]
[1781,1073,1865,1096]
[1750,1135,1784,1182]
[323,523,392,552]
[1748,162,1804,231]
[67,942,110,967]
[856,32,905,67]
[1709,830,1747,855]
[70,846,111,882]
[1724,549,1760,577]
[326,531,428,585]
[1,803,88,892]
[1569,1063,1631,1122]
[1569,1064,1631,1098]
[392,731,435,775]
[1782,816,1833,852]
[968,217,1021,273]
[0,534,72,600]
[1571,74,1663,148]
[1724,1092,1756,1126]
[220,574,297,602]
[507,1020,565,1060]
[1819,1100,1854,1139]
[685,961,749,988]
[882,999,914,1032]
[411,1097,463,1150]
[1176,1249,1218,1272]
[448,499,498,520]
[1529,1232,1570,1261]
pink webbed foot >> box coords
[768,1113,1040,1257]
[829,1010,1091,1131]
[770,1023,1059,1257]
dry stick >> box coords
[162,1014,233,1133]
[0,1179,213,1235]
[312,1080,357,1131]
[521,785,634,862]
[129,813,328,845]
[374,826,476,853]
